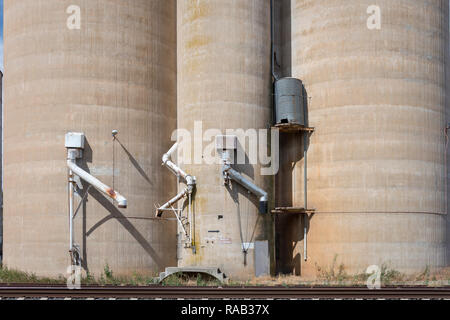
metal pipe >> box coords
[165,142,178,158]
[163,142,192,183]
[67,160,127,208]
[304,214,308,261]
[222,164,269,214]
[304,134,308,210]
[158,143,196,218]
[270,0,279,81]
[68,169,74,253]
[188,192,193,247]
[67,149,78,257]
[303,90,309,261]
[156,188,189,218]
[158,142,196,248]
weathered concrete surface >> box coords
[177,0,274,280]
[287,0,448,276]
[0,71,3,263]
[446,0,450,270]
[3,0,177,277]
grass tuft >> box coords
[0,264,65,284]
[161,272,221,287]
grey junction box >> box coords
[255,240,270,277]
[65,132,85,149]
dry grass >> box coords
[162,262,450,287]
[0,265,66,284]
[245,262,450,287]
[0,264,160,286]
[161,273,222,287]
[1,263,449,287]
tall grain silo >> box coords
[176,0,273,280]
[0,71,3,263]
[3,0,177,277]
[287,0,448,276]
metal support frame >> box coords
[65,132,127,266]
[271,123,315,263]
[156,143,196,248]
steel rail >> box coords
[0,285,449,299]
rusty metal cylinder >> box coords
[177,0,273,280]
[290,0,448,276]
[3,0,177,277]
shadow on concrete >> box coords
[85,187,164,269]
[115,137,153,186]
[73,138,163,271]
[225,170,262,267]
[73,137,92,272]
[230,139,255,179]
[274,83,312,275]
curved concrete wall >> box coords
[290,0,448,276]
[177,0,273,280]
[3,0,177,277]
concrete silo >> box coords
[3,0,177,277]
[176,0,273,280]
[0,71,3,263]
[286,0,448,276]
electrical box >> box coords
[216,135,237,151]
[65,132,85,149]
[255,240,270,277]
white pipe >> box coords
[67,149,77,258]
[156,188,188,217]
[158,143,196,218]
[67,160,127,208]
[166,142,179,158]
[68,169,74,253]
[188,192,193,246]
[162,143,190,181]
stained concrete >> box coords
[177,0,274,280]
[2,0,448,280]
[0,71,3,263]
[285,0,448,276]
[3,0,177,277]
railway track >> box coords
[0,285,449,299]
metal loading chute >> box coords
[217,135,269,214]
[65,132,127,265]
[67,158,127,208]
[156,142,196,218]
[221,164,269,214]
